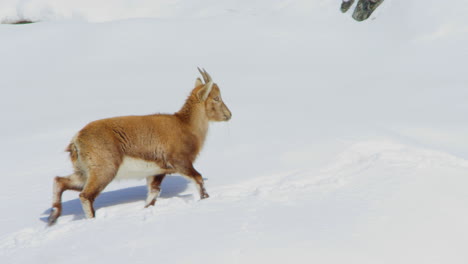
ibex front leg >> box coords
[145,174,166,207]
[175,163,209,199]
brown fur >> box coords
[48,69,231,225]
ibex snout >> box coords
[223,105,232,121]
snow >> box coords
[1,0,468,263]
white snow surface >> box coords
[1,0,468,263]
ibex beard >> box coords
[48,68,232,226]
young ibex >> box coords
[48,68,232,225]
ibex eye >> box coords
[214,97,220,101]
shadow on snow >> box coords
[40,176,191,223]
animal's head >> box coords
[194,68,232,122]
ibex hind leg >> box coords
[48,172,85,226]
[79,167,116,219]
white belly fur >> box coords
[115,156,166,180]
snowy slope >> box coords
[1,0,468,263]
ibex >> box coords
[48,68,232,225]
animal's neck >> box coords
[176,97,209,144]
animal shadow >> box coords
[40,176,191,223]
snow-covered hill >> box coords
[1,1,467,263]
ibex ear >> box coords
[197,81,213,102]
[194,77,203,87]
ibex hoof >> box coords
[200,193,210,199]
[48,207,59,226]
[144,200,156,208]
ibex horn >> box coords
[203,69,212,82]
[198,67,211,83]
